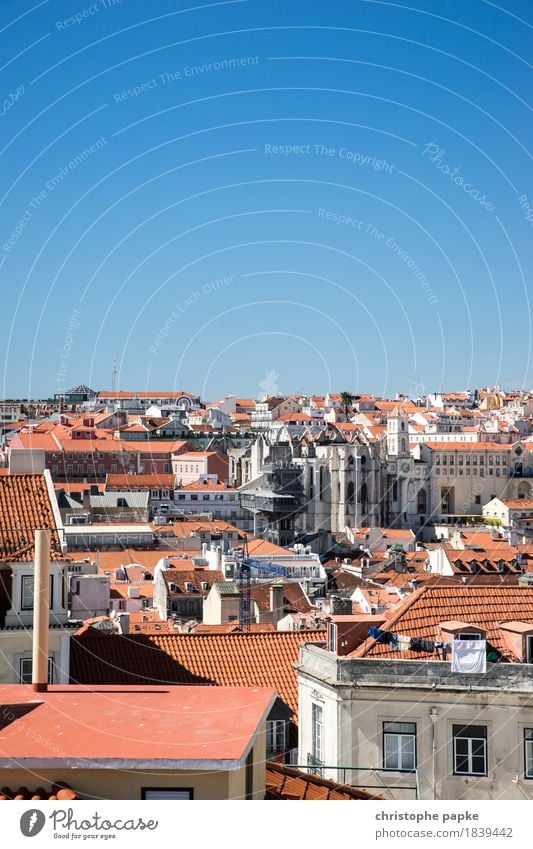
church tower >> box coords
[387,405,409,457]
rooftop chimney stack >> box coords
[32,529,51,692]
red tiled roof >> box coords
[0,684,274,764]
[354,584,533,660]
[265,762,382,800]
[70,631,324,716]
[250,581,313,614]
[161,569,224,594]
[191,623,276,633]
[106,473,176,489]
[0,783,78,801]
[0,473,63,561]
[179,479,236,491]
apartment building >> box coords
[297,584,533,799]
[0,472,71,685]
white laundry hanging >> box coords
[451,639,487,674]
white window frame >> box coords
[383,722,416,772]
[21,575,54,611]
[311,702,323,765]
[328,621,338,653]
[20,656,54,684]
[266,720,287,754]
[457,632,483,641]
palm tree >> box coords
[340,391,354,421]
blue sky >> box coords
[1,0,531,400]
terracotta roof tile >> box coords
[355,584,533,660]
[265,762,382,800]
[70,631,324,716]
[0,474,63,561]
[0,783,78,801]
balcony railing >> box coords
[306,753,324,777]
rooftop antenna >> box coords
[111,355,118,394]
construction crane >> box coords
[237,536,288,631]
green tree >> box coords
[340,391,354,421]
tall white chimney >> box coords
[32,529,50,692]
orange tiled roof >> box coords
[70,631,324,716]
[250,581,313,614]
[105,473,176,489]
[0,474,63,562]
[354,584,533,660]
[0,784,78,801]
[191,622,276,633]
[179,479,236,491]
[161,569,224,594]
[265,762,382,800]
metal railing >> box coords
[299,756,420,798]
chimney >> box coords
[118,612,130,635]
[32,529,51,692]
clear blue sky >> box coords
[1,0,531,400]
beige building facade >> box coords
[297,645,533,800]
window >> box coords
[383,722,416,771]
[526,635,533,662]
[266,720,287,754]
[453,725,487,776]
[21,575,54,610]
[524,729,533,779]
[20,657,54,684]
[458,632,482,641]
[311,702,324,763]
[328,621,338,653]
[142,788,193,800]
